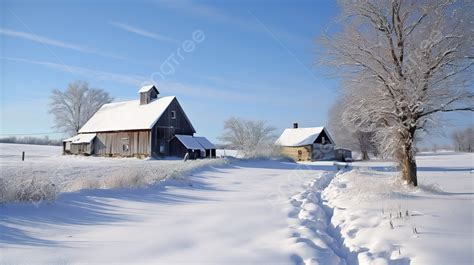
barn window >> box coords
[123,144,129,152]
[171,111,176,119]
[322,137,326,144]
[160,144,165,153]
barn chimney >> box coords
[293,122,298,129]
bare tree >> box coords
[49,81,113,135]
[451,126,473,152]
[328,94,378,160]
[219,117,277,158]
[318,0,473,186]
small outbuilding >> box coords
[170,134,216,159]
[194,136,217,158]
[275,123,336,161]
[63,133,96,155]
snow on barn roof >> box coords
[175,135,205,151]
[138,84,157,93]
[63,133,96,143]
[79,96,176,133]
[275,127,335,147]
[194,137,216,149]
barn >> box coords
[63,85,215,159]
[275,123,339,161]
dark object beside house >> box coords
[63,85,215,159]
[334,148,352,162]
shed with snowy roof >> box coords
[275,123,338,161]
[63,133,96,155]
[169,135,217,159]
[63,85,215,159]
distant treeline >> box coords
[0,136,62,146]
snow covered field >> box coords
[1,156,339,264]
[0,143,225,202]
[0,144,472,264]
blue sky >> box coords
[0,0,470,145]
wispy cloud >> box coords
[156,0,249,28]
[110,22,180,44]
[0,56,249,100]
[1,56,147,85]
[1,56,305,107]
[154,0,309,44]
[0,28,126,60]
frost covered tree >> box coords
[328,95,378,160]
[49,81,113,135]
[318,0,473,186]
[219,117,277,158]
[451,126,473,152]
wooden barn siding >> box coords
[169,137,189,158]
[140,93,147,105]
[169,138,202,159]
[69,143,92,155]
[140,89,159,105]
[280,146,312,161]
[151,98,195,157]
[149,89,158,100]
[94,130,151,157]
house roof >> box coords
[79,96,178,133]
[275,127,335,147]
[138,84,157,93]
[174,135,205,151]
[63,133,96,143]
[194,136,216,149]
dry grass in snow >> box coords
[0,143,226,203]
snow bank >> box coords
[322,152,474,265]
[0,143,226,203]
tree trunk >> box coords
[400,143,418,186]
[361,150,369,160]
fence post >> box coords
[22,151,25,161]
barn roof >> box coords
[194,136,216,149]
[275,127,335,147]
[79,96,178,133]
[63,133,96,143]
[138,84,157,93]
[174,135,205,151]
